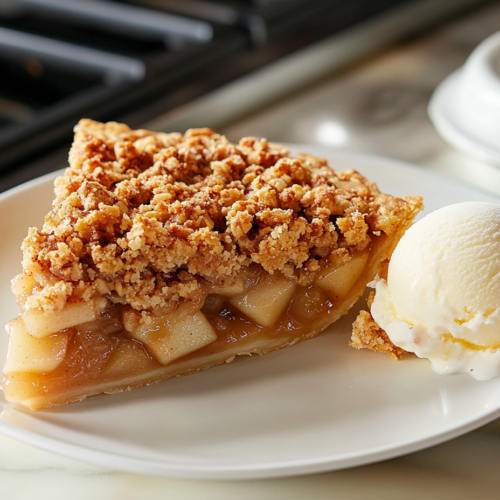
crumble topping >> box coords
[21,119,423,312]
[350,292,407,360]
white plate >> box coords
[1,147,500,480]
[429,69,500,166]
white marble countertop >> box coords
[3,3,500,499]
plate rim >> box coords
[2,402,500,479]
[1,148,500,480]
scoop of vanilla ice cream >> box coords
[371,202,500,380]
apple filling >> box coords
[4,248,373,409]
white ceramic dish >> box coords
[429,69,500,166]
[1,147,500,480]
[429,32,500,165]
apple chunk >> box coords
[22,300,97,338]
[314,252,368,299]
[4,318,68,374]
[209,276,245,297]
[126,306,217,365]
[229,272,297,327]
[103,339,157,377]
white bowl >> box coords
[429,32,500,164]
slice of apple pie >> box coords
[3,119,423,409]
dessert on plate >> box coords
[3,119,422,409]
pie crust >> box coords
[350,291,406,360]
[3,120,422,409]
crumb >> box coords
[21,119,423,312]
[350,292,406,360]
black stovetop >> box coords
[0,0,472,182]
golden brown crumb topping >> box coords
[350,292,407,360]
[21,119,422,312]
